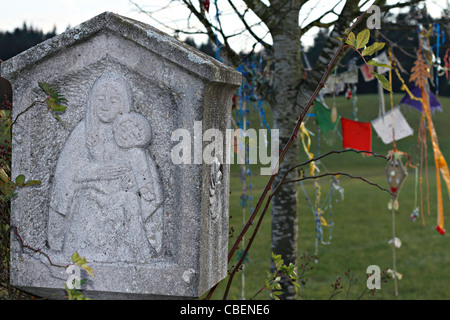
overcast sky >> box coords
[0,0,139,33]
[0,0,446,52]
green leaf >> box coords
[24,180,42,187]
[0,168,9,182]
[71,252,83,264]
[371,71,392,92]
[53,114,66,127]
[271,291,283,299]
[345,32,356,47]
[38,82,52,95]
[362,42,385,56]
[356,29,370,49]
[39,81,66,101]
[81,264,94,278]
[51,104,67,113]
[39,81,68,116]
[15,174,25,187]
[367,59,392,69]
[71,252,94,277]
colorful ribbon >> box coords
[300,122,317,176]
[421,87,450,235]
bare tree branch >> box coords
[282,172,396,197]
[272,149,389,195]
[180,0,242,64]
[130,1,192,35]
[242,0,273,25]
[301,0,344,33]
[227,0,272,49]
[380,0,424,11]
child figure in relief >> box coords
[48,73,164,263]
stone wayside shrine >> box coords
[2,12,241,299]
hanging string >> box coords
[431,23,445,96]
[235,55,271,299]
[388,47,396,150]
[299,169,337,259]
[388,47,398,296]
[390,190,399,296]
[212,0,222,62]
[391,53,432,226]
[299,118,341,258]
[417,26,450,235]
[351,83,358,121]
[418,114,431,225]
[444,48,450,84]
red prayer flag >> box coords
[341,117,372,152]
[360,64,375,81]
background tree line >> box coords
[0,23,56,62]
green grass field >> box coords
[210,92,450,300]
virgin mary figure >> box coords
[47,73,164,263]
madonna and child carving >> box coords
[47,73,164,263]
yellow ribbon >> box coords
[300,123,317,176]
[394,66,422,103]
[300,123,329,227]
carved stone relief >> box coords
[47,73,164,263]
[209,157,223,220]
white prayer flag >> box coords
[371,106,414,144]
[323,74,345,95]
[340,68,359,84]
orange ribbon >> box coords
[421,87,450,235]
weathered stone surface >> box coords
[2,12,240,299]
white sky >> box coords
[0,0,446,53]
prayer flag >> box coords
[323,74,345,95]
[314,100,340,134]
[341,68,359,84]
[341,117,372,152]
[399,85,442,112]
[360,64,375,81]
[371,106,414,144]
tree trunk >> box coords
[268,0,302,300]
[268,0,361,300]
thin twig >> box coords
[283,172,396,198]
[222,191,273,300]
[227,0,271,49]
[11,101,45,126]
[11,226,68,269]
[273,149,389,195]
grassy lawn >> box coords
[209,92,450,300]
